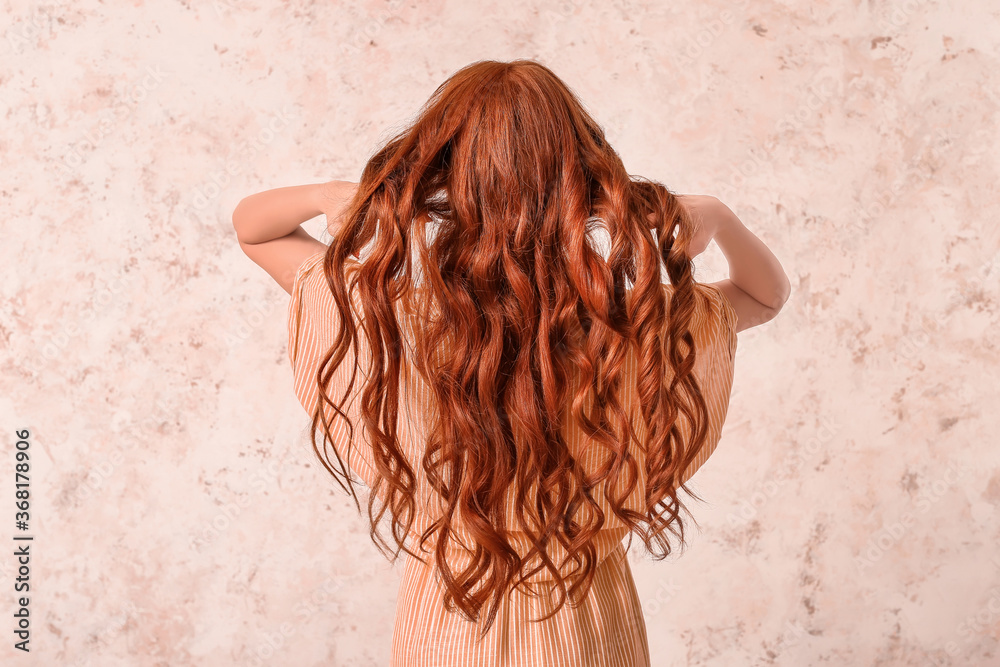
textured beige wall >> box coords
[3,0,999,665]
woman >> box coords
[232,59,790,666]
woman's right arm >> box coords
[690,197,791,334]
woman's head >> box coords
[310,59,710,636]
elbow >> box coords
[759,272,791,311]
[753,278,791,323]
[231,199,258,245]
[771,275,792,311]
[231,199,245,240]
[746,301,785,329]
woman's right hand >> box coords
[319,180,360,237]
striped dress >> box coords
[287,250,738,667]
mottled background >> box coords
[2,0,998,665]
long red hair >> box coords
[308,59,710,637]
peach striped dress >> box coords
[288,250,738,667]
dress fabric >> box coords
[287,250,738,667]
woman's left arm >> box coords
[232,181,359,294]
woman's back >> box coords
[288,248,740,665]
[255,57,791,666]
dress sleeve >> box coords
[698,282,738,364]
[287,250,379,488]
[676,282,739,486]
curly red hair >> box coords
[307,58,711,638]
